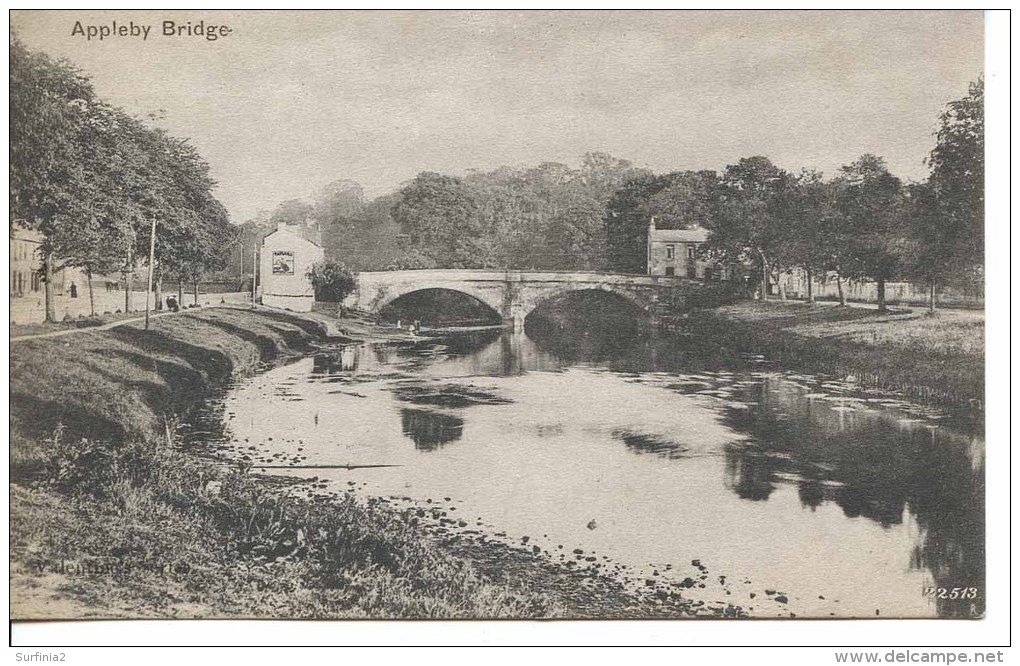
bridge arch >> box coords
[358,276,507,317]
[376,287,504,326]
[518,283,653,322]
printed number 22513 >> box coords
[925,587,979,600]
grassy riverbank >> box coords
[683,301,984,411]
[10,306,707,619]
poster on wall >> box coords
[272,250,295,275]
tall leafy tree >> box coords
[10,38,99,321]
[605,173,667,274]
[902,181,944,312]
[707,156,796,300]
[391,172,480,268]
[647,170,719,230]
[776,169,839,303]
[834,154,906,311]
[911,77,985,307]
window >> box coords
[665,244,675,260]
[687,244,696,259]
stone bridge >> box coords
[343,270,727,329]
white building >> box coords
[259,224,324,311]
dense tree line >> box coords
[251,77,982,313]
[249,152,647,273]
[10,38,235,321]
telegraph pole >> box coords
[144,216,157,330]
[251,241,258,309]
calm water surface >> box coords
[207,323,984,618]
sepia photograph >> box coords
[7,8,1002,648]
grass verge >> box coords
[682,301,984,412]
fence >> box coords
[776,272,984,309]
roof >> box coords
[648,226,710,243]
[265,223,321,247]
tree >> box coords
[385,248,438,271]
[834,155,906,311]
[776,169,840,304]
[707,156,797,301]
[313,179,365,222]
[10,38,99,321]
[307,260,356,303]
[604,170,719,274]
[391,172,480,267]
[324,192,402,271]
[648,170,719,231]
[271,199,315,227]
[911,77,985,308]
[902,181,944,313]
[605,173,667,274]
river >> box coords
[193,319,984,619]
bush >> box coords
[307,261,357,303]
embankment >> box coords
[9,306,689,619]
[679,301,984,413]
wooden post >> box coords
[144,216,156,330]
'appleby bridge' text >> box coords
[71,20,233,42]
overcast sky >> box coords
[12,10,984,223]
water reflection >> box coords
[212,309,984,617]
[613,429,689,460]
[400,408,464,451]
[715,376,985,617]
[312,346,360,374]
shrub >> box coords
[307,261,357,303]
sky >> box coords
[11,10,985,224]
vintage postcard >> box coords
[9,10,987,628]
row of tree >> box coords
[10,39,235,321]
[241,152,648,273]
[391,79,983,311]
[245,76,982,313]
